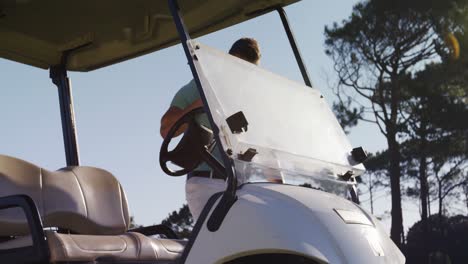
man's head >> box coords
[228,38,261,65]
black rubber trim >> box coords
[128,224,178,239]
[206,193,238,232]
[224,253,321,264]
[177,192,223,264]
[94,259,172,264]
[0,195,50,264]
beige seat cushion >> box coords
[46,231,185,263]
[0,155,186,263]
[0,155,130,236]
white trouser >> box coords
[185,176,226,221]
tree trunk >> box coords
[368,173,374,214]
[438,182,443,218]
[387,73,404,248]
[419,122,429,264]
[419,137,429,221]
[465,185,468,213]
[388,129,404,248]
[428,196,431,216]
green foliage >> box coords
[161,204,194,239]
[129,216,142,229]
[398,50,468,214]
[364,151,389,172]
[332,98,363,133]
[325,0,468,246]
[404,214,468,264]
[326,0,467,134]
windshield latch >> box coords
[238,148,258,162]
[339,170,355,182]
[226,111,248,134]
[348,147,368,165]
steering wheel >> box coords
[159,107,215,176]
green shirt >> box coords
[170,80,211,128]
[170,80,220,172]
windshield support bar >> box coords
[350,185,360,204]
[276,7,313,88]
[168,0,237,222]
[50,64,80,166]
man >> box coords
[160,38,261,220]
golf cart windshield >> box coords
[190,41,365,194]
[0,0,362,197]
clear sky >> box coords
[1,0,431,232]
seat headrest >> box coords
[0,155,130,236]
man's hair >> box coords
[228,38,261,64]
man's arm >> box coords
[160,99,203,138]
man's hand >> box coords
[160,99,203,138]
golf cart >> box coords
[0,0,405,263]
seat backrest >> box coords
[0,155,130,236]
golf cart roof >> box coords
[0,0,299,72]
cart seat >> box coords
[46,231,185,262]
[0,154,185,263]
[0,232,186,262]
